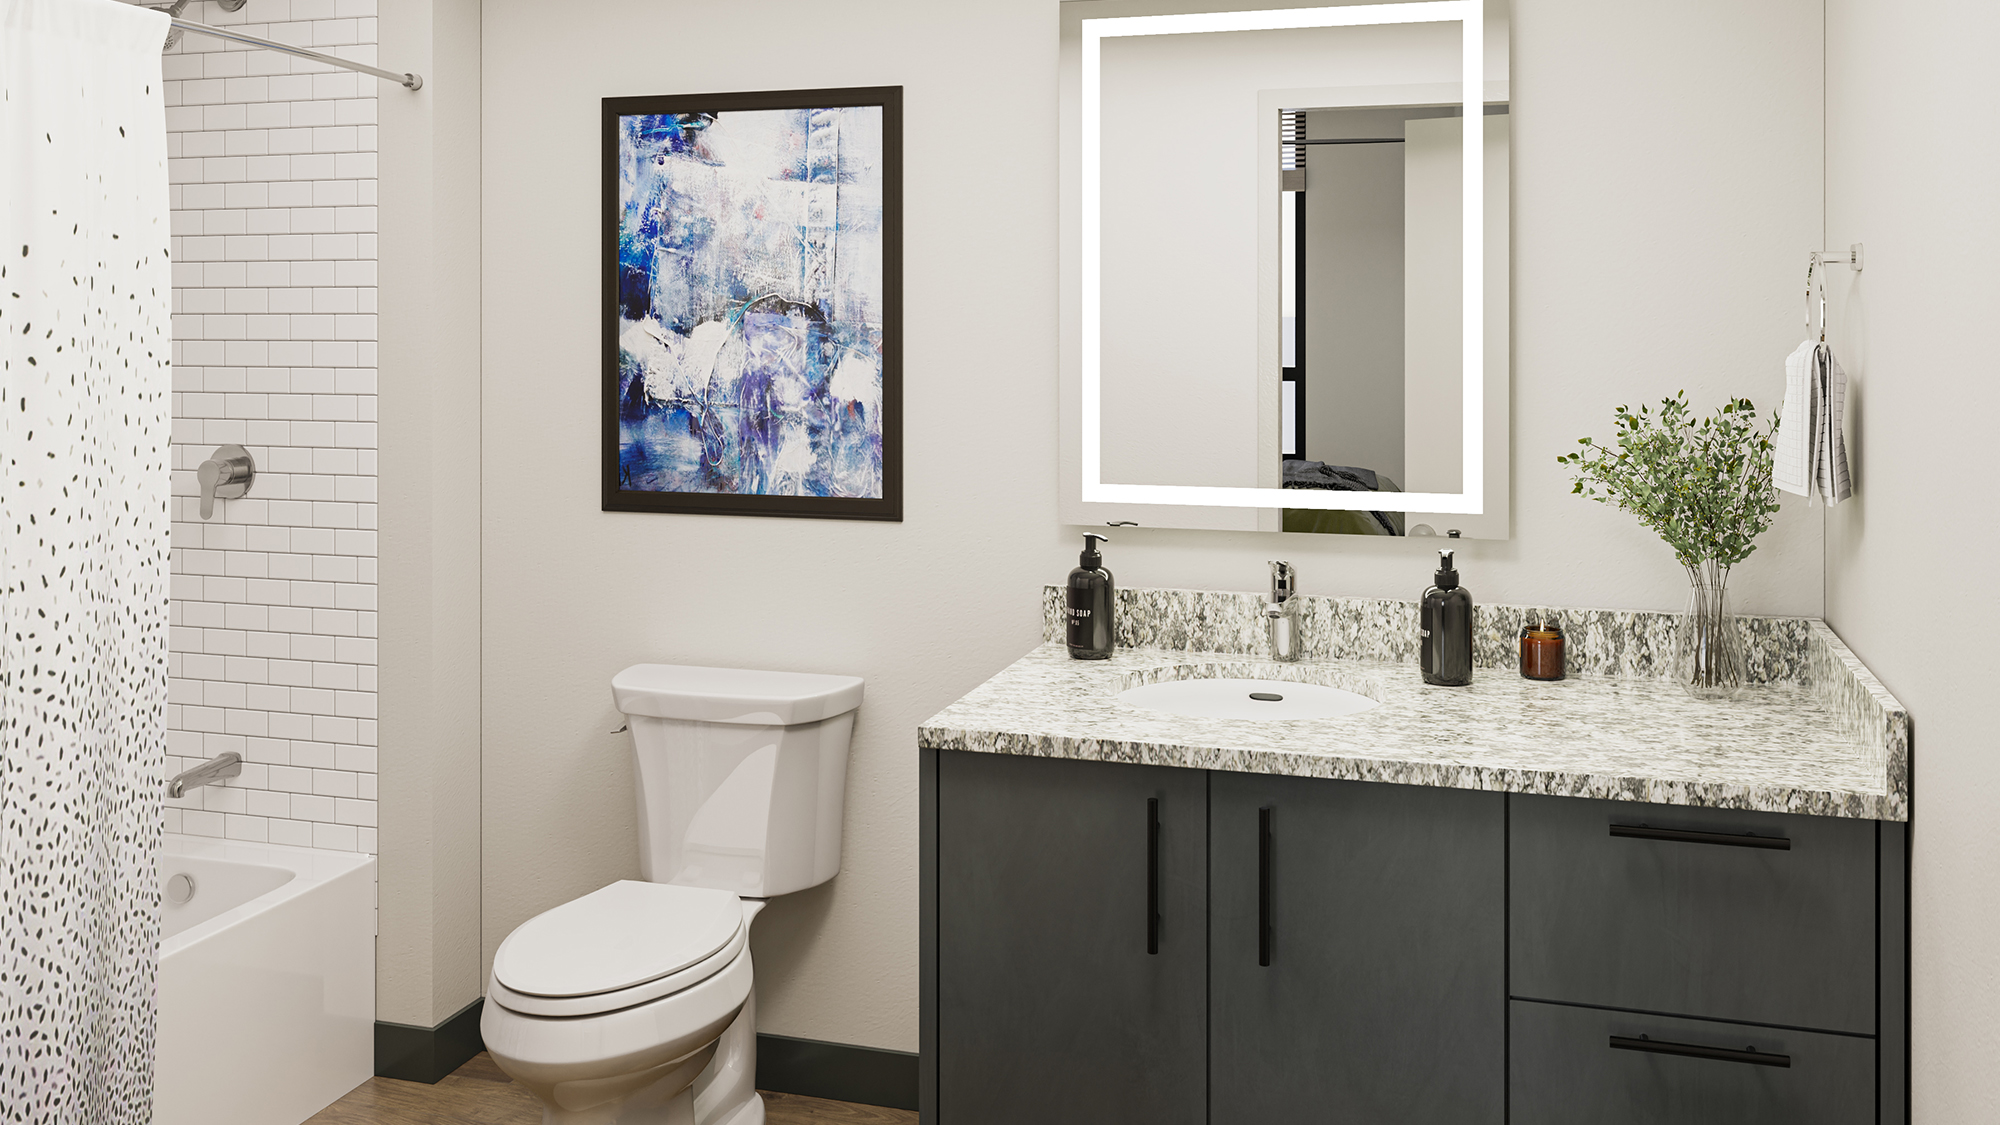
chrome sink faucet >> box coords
[1264,561,1301,662]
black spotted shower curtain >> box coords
[0,0,171,1120]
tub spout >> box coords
[168,752,242,799]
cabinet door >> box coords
[1209,773,1505,1125]
[1511,999,1875,1125]
[937,751,1206,1125]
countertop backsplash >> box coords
[1042,585,1815,683]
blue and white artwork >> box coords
[614,105,887,502]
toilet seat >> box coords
[489,922,749,1018]
[481,940,755,1097]
[490,881,744,1018]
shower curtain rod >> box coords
[121,2,423,90]
[169,16,422,89]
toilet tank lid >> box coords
[612,663,864,725]
[492,881,742,998]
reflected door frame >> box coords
[1282,189,1307,460]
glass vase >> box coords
[1675,563,1746,701]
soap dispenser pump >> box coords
[1067,533,1115,659]
[1420,549,1473,686]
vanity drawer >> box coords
[1510,1000,1875,1125]
[1510,795,1877,1034]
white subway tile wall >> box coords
[163,0,380,854]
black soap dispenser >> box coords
[1067,533,1115,659]
[1420,549,1473,686]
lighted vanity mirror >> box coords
[1059,0,1511,537]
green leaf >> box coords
[1561,391,1780,570]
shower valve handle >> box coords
[197,445,256,520]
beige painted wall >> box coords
[477,0,1826,1054]
[479,0,1069,1052]
[377,0,484,1028]
[1824,0,2000,1116]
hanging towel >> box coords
[1773,339,1816,498]
[1814,343,1852,505]
[1771,338,1853,505]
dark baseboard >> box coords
[375,997,485,1084]
[374,1002,912,1106]
[756,1033,919,1111]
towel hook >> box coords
[1806,258,1827,342]
[1812,244,1864,272]
[1804,244,1861,343]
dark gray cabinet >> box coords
[920,752,1906,1125]
[1510,1000,1875,1125]
[1511,795,1877,1034]
[932,753,1505,1125]
[1509,794,1907,1125]
[935,751,1207,1125]
[1209,774,1504,1125]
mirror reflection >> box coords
[1062,0,1511,538]
[1279,105,1507,535]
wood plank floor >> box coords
[305,1053,917,1125]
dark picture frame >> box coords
[602,86,903,521]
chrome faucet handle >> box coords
[1265,561,1302,662]
[196,444,255,520]
[1268,560,1297,605]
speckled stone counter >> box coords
[918,588,1909,821]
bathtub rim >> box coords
[160,833,374,959]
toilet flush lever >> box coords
[196,444,254,520]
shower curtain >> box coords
[0,0,171,1121]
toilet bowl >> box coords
[481,884,763,1125]
[483,664,863,1125]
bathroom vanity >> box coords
[1002,0,1909,1114]
[916,589,1909,1125]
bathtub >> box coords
[156,834,375,1125]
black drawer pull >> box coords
[1609,823,1791,850]
[1258,806,1273,967]
[1146,797,1161,955]
[1609,1035,1791,1068]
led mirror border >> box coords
[1080,1,1485,515]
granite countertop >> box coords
[917,589,1910,822]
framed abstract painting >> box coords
[602,86,902,520]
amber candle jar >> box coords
[1519,622,1566,681]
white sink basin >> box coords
[1118,677,1379,721]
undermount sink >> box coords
[1118,677,1380,721]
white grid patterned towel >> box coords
[1773,340,1816,498]
[1773,339,1852,505]
[1814,343,1852,505]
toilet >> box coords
[481,664,865,1125]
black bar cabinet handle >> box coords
[1258,806,1273,967]
[1609,1035,1791,1068]
[1146,797,1161,955]
[1609,823,1791,851]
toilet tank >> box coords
[612,664,864,898]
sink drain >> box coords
[1248,692,1284,702]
